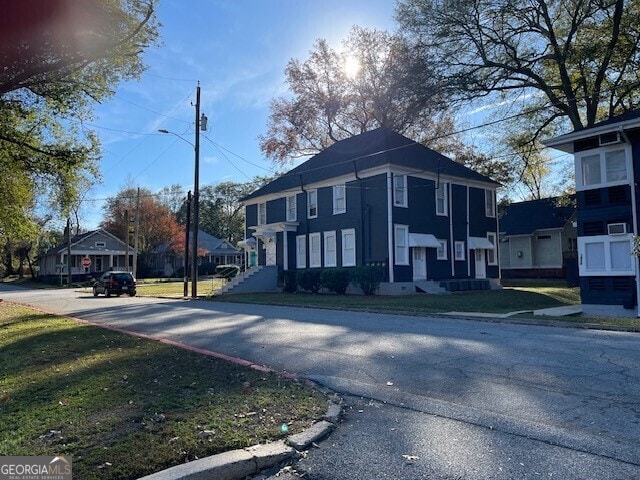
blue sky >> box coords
[83,0,398,228]
[82,0,571,230]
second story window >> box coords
[485,189,496,217]
[393,175,407,207]
[435,183,448,216]
[333,185,346,214]
[577,146,629,190]
[258,202,266,225]
[307,190,318,219]
[286,195,297,221]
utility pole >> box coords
[184,191,191,298]
[124,209,130,272]
[192,82,202,298]
[66,217,72,286]
[133,188,140,278]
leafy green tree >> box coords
[397,0,640,142]
[0,0,160,241]
[189,176,275,244]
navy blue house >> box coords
[241,128,500,294]
[545,110,640,316]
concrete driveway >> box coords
[2,284,640,479]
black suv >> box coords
[93,272,137,297]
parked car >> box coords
[93,272,136,297]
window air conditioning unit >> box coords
[599,132,622,146]
[607,223,628,235]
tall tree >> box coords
[260,27,466,166]
[0,0,159,240]
[100,187,182,255]
[397,0,640,142]
[189,179,269,244]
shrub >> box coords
[352,265,385,295]
[278,269,297,293]
[198,261,215,276]
[320,268,351,294]
[296,269,323,293]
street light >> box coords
[158,82,207,299]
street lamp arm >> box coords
[158,129,194,148]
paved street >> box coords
[2,285,640,479]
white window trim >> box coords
[575,145,632,191]
[323,231,337,267]
[95,241,106,248]
[309,232,321,268]
[487,232,498,265]
[437,240,448,260]
[394,224,409,265]
[333,185,346,215]
[393,175,408,208]
[341,228,356,267]
[296,235,306,269]
[307,190,318,219]
[435,183,448,216]
[578,234,635,276]
[485,190,496,218]
[258,202,267,225]
[455,241,465,261]
[286,194,297,222]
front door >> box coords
[475,249,486,279]
[412,247,427,280]
[265,242,277,266]
[95,256,103,273]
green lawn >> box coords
[215,284,640,328]
[0,303,327,480]
[215,285,581,315]
[135,278,226,297]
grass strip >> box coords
[0,303,326,479]
[215,286,581,315]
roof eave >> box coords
[544,118,640,153]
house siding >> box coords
[361,174,390,266]
[569,132,639,307]
[241,128,500,291]
[533,230,562,268]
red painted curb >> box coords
[4,300,303,382]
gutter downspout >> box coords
[467,186,471,277]
[620,129,640,317]
[387,171,394,283]
[449,182,455,276]
[354,161,365,266]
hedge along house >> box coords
[241,127,500,294]
[544,109,640,317]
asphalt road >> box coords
[2,285,640,480]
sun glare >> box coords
[343,54,361,79]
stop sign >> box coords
[82,257,91,268]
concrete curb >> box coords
[138,441,295,480]
[139,402,343,480]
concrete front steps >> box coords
[414,280,450,295]
[217,266,279,295]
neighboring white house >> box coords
[499,197,577,279]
